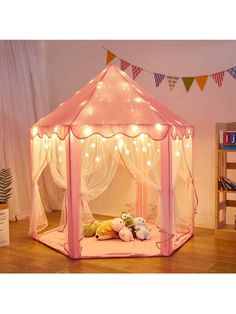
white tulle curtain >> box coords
[171,136,194,231]
[80,135,119,223]
[0,41,49,219]
[30,133,164,234]
[112,133,161,222]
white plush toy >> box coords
[133,217,151,240]
[111,218,134,242]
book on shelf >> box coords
[223,177,236,189]
[218,176,236,191]
[223,131,236,148]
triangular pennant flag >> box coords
[212,71,225,87]
[106,50,116,65]
[154,73,165,87]
[120,59,130,71]
[132,65,143,80]
[182,77,195,92]
[167,76,179,91]
[196,75,208,91]
[228,66,236,80]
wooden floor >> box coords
[1,212,236,273]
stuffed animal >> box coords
[95,219,118,240]
[112,218,134,242]
[84,221,100,237]
[121,210,133,227]
[120,210,136,238]
[133,217,151,240]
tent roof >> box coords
[31,64,193,140]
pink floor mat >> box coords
[36,223,192,259]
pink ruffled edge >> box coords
[30,125,194,141]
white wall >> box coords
[43,40,236,228]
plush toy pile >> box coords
[83,211,151,242]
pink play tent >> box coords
[29,64,196,259]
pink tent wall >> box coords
[43,40,236,228]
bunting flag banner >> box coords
[106,50,116,65]
[196,76,208,91]
[167,76,178,91]
[228,66,236,80]
[182,77,195,92]
[103,47,236,92]
[132,65,143,80]
[212,71,225,87]
[120,59,130,71]
[154,73,165,87]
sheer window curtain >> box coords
[0,41,50,220]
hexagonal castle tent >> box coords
[29,64,197,259]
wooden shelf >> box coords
[217,190,236,193]
[215,122,236,241]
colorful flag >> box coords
[196,76,208,91]
[212,71,225,87]
[182,77,195,92]
[132,65,143,80]
[154,73,165,87]
[120,59,130,71]
[228,66,236,80]
[106,50,116,65]
[167,76,179,91]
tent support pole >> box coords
[66,131,81,259]
[160,133,172,256]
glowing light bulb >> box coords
[140,134,145,140]
[44,144,49,150]
[115,145,118,150]
[155,123,163,131]
[58,157,62,163]
[85,152,89,158]
[96,82,103,89]
[175,151,180,157]
[90,143,96,148]
[131,125,139,133]
[102,137,106,142]
[52,134,57,140]
[142,147,147,153]
[54,125,58,132]
[147,160,152,166]
[80,101,87,107]
[83,126,93,137]
[185,143,189,148]
[157,148,160,153]
[134,97,143,103]
[125,149,130,155]
[133,140,137,145]
[32,127,38,137]
[115,134,121,139]
[80,139,84,144]
[89,79,94,84]
[34,139,38,144]
[135,147,139,152]
[95,156,101,162]
[58,145,63,151]
[75,90,80,94]
[147,142,151,147]
[59,103,64,107]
